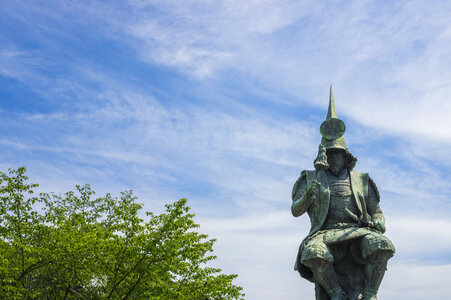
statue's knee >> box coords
[366,250,393,265]
[303,258,322,269]
[361,234,395,259]
[301,242,334,266]
[302,258,334,275]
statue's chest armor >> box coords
[324,172,358,227]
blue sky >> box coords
[1,1,451,299]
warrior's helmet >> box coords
[314,85,357,170]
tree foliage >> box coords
[0,167,244,299]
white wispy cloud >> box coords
[106,0,451,144]
[381,263,451,299]
[125,0,313,78]
[0,48,44,80]
[4,1,451,144]
[0,56,318,213]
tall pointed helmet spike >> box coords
[327,84,338,120]
[320,85,346,140]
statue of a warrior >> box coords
[291,86,395,300]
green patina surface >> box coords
[291,86,395,300]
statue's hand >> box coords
[306,180,321,200]
[372,220,386,233]
[360,217,385,232]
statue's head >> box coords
[326,148,346,174]
[314,85,357,171]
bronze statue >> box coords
[291,86,395,300]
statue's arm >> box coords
[291,172,314,217]
[368,176,386,233]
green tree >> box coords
[0,167,244,299]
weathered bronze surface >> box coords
[291,86,395,300]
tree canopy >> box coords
[0,167,244,299]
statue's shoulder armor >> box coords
[350,170,369,196]
[368,176,380,202]
[292,170,315,200]
[350,170,368,177]
[350,170,369,183]
[350,171,380,202]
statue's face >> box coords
[327,148,346,174]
